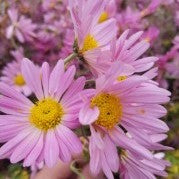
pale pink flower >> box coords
[111,30,158,73]
[6,9,36,43]
[0,60,31,96]
[119,151,171,179]
[79,62,170,178]
[0,59,84,167]
[68,0,117,76]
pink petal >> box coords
[49,60,64,96]
[44,130,59,167]
[41,62,50,98]
[21,58,44,100]
[54,65,76,101]
[10,128,40,163]
[79,102,99,125]
[109,127,153,159]
[23,133,44,167]
[0,127,34,159]
[0,82,33,107]
[56,125,82,154]
[89,136,101,175]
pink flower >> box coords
[68,0,117,76]
[0,60,31,96]
[0,59,84,167]
[119,151,171,179]
[6,9,36,43]
[111,30,158,73]
[142,26,160,44]
[79,62,170,178]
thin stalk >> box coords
[64,53,78,64]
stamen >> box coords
[29,98,64,131]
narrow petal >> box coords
[10,128,40,163]
[49,60,64,96]
[44,130,59,167]
[56,125,82,154]
[23,132,44,167]
[41,62,50,98]
[21,58,44,100]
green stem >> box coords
[64,53,78,64]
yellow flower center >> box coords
[81,34,98,52]
[98,11,109,23]
[91,93,122,129]
[117,75,127,81]
[29,98,64,131]
[14,74,26,86]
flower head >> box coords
[6,9,36,43]
[0,59,85,167]
[79,62,171,178]
[68,0,117,76]
[0,60,31,96]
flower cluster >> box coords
[0,0,178,178]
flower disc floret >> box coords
[98,12,109,23]
[91,93,122,129]
[81,34,98,52]
[29,98,64,131]
[14,74,26,86]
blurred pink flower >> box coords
[0,60,31,96]
[6,9,37,43]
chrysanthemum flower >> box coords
[68,0,117,76]
[0,58,84,167]
[79,62,170,178]
[6,9,36,43]
[0,60,31,96]
[111,30,158,73]
[119,150,171,179]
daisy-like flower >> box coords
[68,0,117,76]
[0,60,31,96]
[6,9,36,43]
[119,150,171,179]
[0,58,84,167]
[110,30,158,73]
[79,62,170,179]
